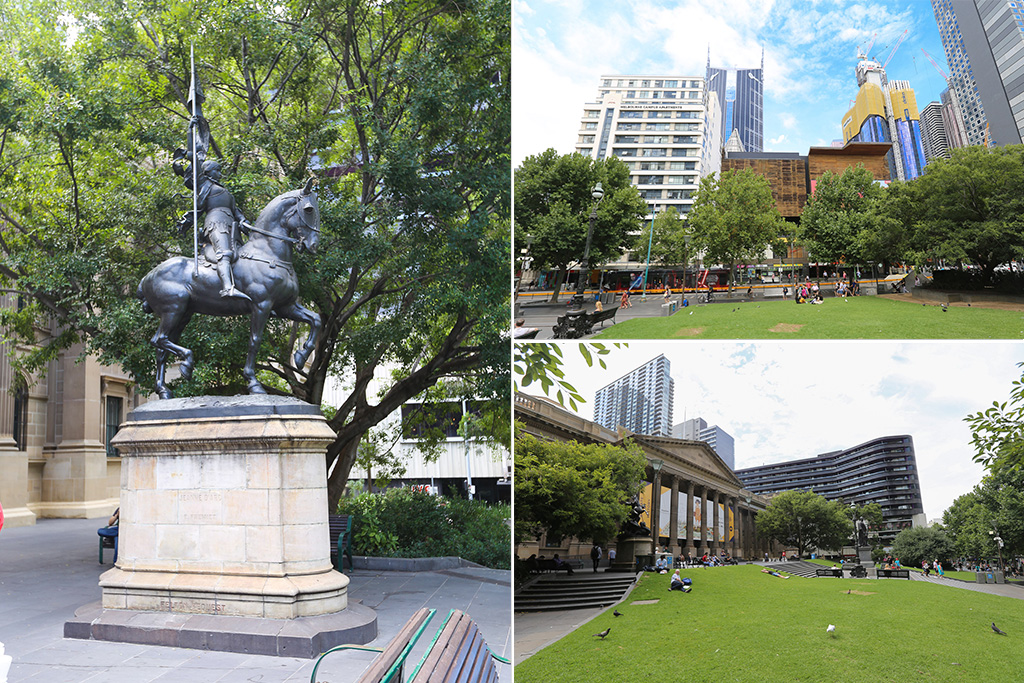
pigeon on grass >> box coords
[593,628,611,639]
[992,622,1008,636]
[613,610,622,617]
[827,624,836,638]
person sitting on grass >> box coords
[761,568,789,579]
[669,569,691,592]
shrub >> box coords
[338,488,510,569]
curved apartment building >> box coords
[734,435,925,544]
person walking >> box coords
[591,544,602,573]
[607,547,616,567]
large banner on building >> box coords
[692,497,703,541]
[717,502,725,542]
[676,492,688,540]
[659,486,671,539]
[729,505,735,542]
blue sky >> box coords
[521,342,1024,524]
[513,0,951,166]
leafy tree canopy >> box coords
[632,206,691,269]
[755,489,852,558]
[514,149,646,301]
[688,168,786,291]
[909,145,1024,281]
[0,0,510,509]
[943,466,1024,560]
[890,525,954,568]
[965,362,1024,473]
[514,430,647,547]
[512,342,621,412]
[799,165,882,266]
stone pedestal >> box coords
[609,536,652,572]
[66,396,376,657]
[856,546,874,568]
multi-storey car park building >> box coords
[734,435,926,545]
[594,354,674,438]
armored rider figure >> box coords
[194,159,250,301]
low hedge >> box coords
[337,488,510,570]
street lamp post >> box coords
[568,182,604,311]
[990,528,1006,577]
[684,233,692,297]
[642,204,657,301]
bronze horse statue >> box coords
[138,180,321,398]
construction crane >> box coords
[920,47,949,81]
[882,29,908,68]
[857,32,877,59]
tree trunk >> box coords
[548,269,566,303]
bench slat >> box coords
[408,610,502,683]
[310,607,435,683]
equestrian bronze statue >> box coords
[138,178,321,399]
[139,53,321,398]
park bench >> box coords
[551,307,618,339]
[309,607,435,683]
[97,524,119,564]
[329,514,354,573]
[407,609,510,683]
[877,568,910,579]
[533,558,579,574]
[815,568,844,578]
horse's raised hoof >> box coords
[180,357,194,380]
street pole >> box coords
[642,204,657,301]
[568,182,604,311]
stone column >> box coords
[39,345,112,518]
[668,475,679,553]
[650,467,662,548]
[733,499,741,558]
[712,491,721,553]
[685,480,695,554]
[699,486,708,555]
[0,320,34,528]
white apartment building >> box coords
[575,75,724,221]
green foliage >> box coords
[756,490,853,557]
[799,165,882,266]
[337,488,510,569]
[943,466,1024,559]
[514,431,647,546]
[891,525,954,567]
[909,145,1024,282]
[688,169,787,291]
[965,362,1024,473]
[514,149,646,301]
[512,342,621,411]
[631,206,691,267]
[0,0,511,509]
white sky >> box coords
[513,0,950,166]
[529,341,1024,523]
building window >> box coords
[12,385,28,451]
[105,396,123,457]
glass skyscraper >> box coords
[706,50,764,153]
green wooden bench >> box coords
[309,607,435,683]
[329,514,353,573]
[407,609,510,683]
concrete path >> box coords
[0,517,511,682]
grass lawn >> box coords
[593,296,1024,339]
[514,564,1024,683]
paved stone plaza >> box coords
[0,518,511,682]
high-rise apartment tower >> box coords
[672,417,736,469]
[575,75,724,219]
[594,354,674,437]
[931,0,1024,146]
